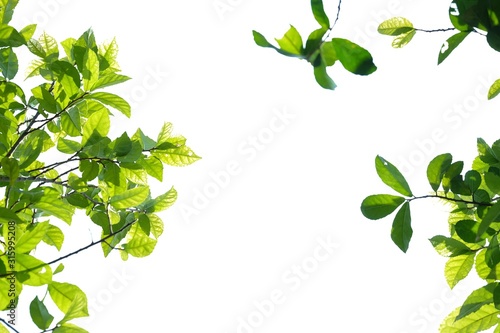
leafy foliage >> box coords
[253,0,376,90]
[0,1,199,332]
[361,138,500,331]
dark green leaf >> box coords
[486,234,500,268]
[360,194,405,220]
[30,296,54,330]
[311,0,330,29]
[443,161,464,193]
[391,202,412,252]
[487,26,500,52]
[465,169,482,193]
[0,47,17,79]
[330,38,377,75]
[427,153,452,192]
[478,201,500,240]
[438,31,470,64]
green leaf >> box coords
[313,63,336,90]
[478,201,500,240]
[0,25,25,47]
[429,235,473,257]
[375,155,412,196]
[81,107,110,146]
[54,263,64,274]
[42,224,64,251]
[378,17,414,36]
[252,30,302,58]
[330,38,377,75]
[455,219,491,243]
[51,61,81,99]
[48,282,88,322]
[30,296,54,330]
[16,221,49,253]
[1,156,19,186]
[464,170,481,193]
[53,323,89,333]
[92,73,131,90]
[33,189,74,224]
[60,107,81,137]
[85,92,131,117]
[438,31,470,64]
[320,41,337,66]
[311,0,330,29]
[486,234,500,269]
[275,25,304,56]
[83,48,99,91]
[440,304,499,332]
[487,26,500,52]
[456,283,497,321]
[38,32,59,62]
[0,207,22,223]
[0,47,17,79]
[488,78,500,100]
[391,29,416,48]
[122,223,157,258]
[155,145,201,166]
[391,201,412,253]
[305,27,328,56]
[445,253,475,289]
[360,194,405,220]
[427,153,452,192]
[57,138,81,154]
[141,156,163,181]
[443,161,464,193]
[485,172,500,194]
[110,186,150,210]
[0,0,19,25]
[15,254,52,286]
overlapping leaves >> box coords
[253,0,376,90]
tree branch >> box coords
[0,218,136,279]
[408,194,492,206]
[0,318,20,333]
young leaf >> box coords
[330,38,377,75]
[85,92,131,117]
[48,282,88,322]
[122,223,157,258]
[439,304,499,332]
[391,29,416,48]
[109,186,150,210]
[378,17,414,36]
[360,194,405,220]
[488,78,500,100]
[375,155,413,196]
[438,31,470,64]
[427,153,452,192]
[311,0,330,29]
[391,202,412,253]
[275,25,304,56]
[30,296,54,330]
[252,30,302,58]
[445,253,475,289]
[16,221,50,253]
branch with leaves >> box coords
[0,1,200,332]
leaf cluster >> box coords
[361,139,500,331]
[252,0,377,90]
[0,1,199,332]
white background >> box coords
[6,0,500,332]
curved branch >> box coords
[0,318,20,333]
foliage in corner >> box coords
[0,1,199,332]
[361,139,500,331]
[253,0,377,90]
[378,0,500,100]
